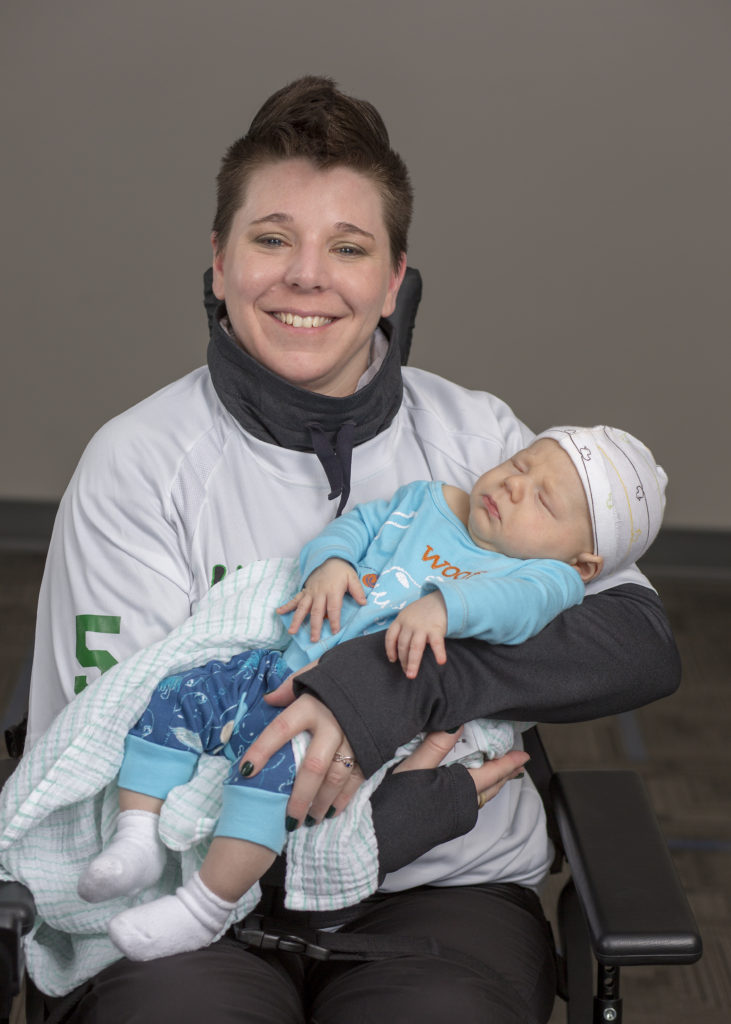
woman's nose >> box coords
[283,245,330,290]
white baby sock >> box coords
[107,871,236,961]
[78,809,168,903]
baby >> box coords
[78,424,667,961]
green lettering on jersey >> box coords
[210,563,243,588]
[74,614,121,694]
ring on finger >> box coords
[332,751,357,770]
[476,791,489,810]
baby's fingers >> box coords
[286,594,315,635]
[402,633,427,679]
[324,593,345,636]
[384,621,401,663]
[307,595,329,642]
[346,575,368,606]
[427,634,448,667]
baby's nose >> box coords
[505,474,525,500]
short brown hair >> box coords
[212,76,412,270]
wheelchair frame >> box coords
[0,725,702,1024]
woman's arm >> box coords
[371,738,529,877]
[244,582,678,819]
[27,421,191,748]
[292,583,679,777]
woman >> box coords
[29,77,679,1023]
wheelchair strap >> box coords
[235,915,449,964]
[233,914,544,1024]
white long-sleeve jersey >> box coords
[29,361,649,893]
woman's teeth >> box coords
[272,312,333,328]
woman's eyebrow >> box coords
[249,212,291,226]
[334,221,375,241]
[247,213,375,242]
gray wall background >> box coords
[2,0,729,529]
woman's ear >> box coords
[211,232,226,300]
[572,552,604,583]
[380,253,408,318]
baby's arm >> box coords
[280,483,429,642]
[277,557,367,641]
[385,558,585,679]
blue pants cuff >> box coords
[118,734,199,799]
[214,785,289,853]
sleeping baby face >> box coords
[467,439,601,581]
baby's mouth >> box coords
[484,495,501,521]
[271,312,334,329]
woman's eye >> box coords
[333,244,364,257]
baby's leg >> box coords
[108,838,275,961]
[78,728,199,904]
[78,793,168,903]
[79,655,242,904]
[108,653,292,960]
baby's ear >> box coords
[572,552,604,583]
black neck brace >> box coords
[207,304,403,516]
[207,309,404,452]
[204,266,421,515]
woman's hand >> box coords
[249,669,528,828]
[393,726,530,805]
[243,667,363,827]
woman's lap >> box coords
[44,884,556,1024]
[308,884,556,1024]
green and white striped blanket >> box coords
[0,557,515,996]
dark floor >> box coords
[543,572,731,1022]
[1,553,729,1022]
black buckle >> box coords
[233,923,332,962]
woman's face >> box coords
[212,158,406,397]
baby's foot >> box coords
[78,810,167,902]
[108,872,235,961]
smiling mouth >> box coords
[271,312,335,329]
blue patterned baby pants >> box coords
[118,648,295,852]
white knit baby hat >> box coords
[534,425,668,576]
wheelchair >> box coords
[0,722,703,1024]
[0,267,702,1022]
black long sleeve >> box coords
[293,584,680,777]
[370,764,479,878]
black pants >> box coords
[45,884,557,1024]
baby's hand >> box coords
[276,558,366,642]
[384,591,448,679]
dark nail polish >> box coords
[285,816,299,832]
[239,761,254,777]
[446,726,460,734]
[305,814,317,827]
[325,806,336,819]
[513,771,525,780]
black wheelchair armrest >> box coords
[0,757,36,1017]
[550,770,702,966]
[0,880,35,1018]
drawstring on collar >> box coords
[308,421,355,517]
